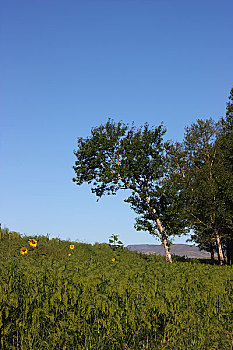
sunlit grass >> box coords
[0,228,232,350]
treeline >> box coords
[73,88,233,264]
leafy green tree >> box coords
[73,120,187,263]
[169,118,225,263]
[173,93,233,265]
[214,87,233,264]
[225,87,233,127]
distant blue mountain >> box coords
[127,244,214,259]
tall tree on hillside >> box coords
[173,86,233,265]
[73,120,187,263]
[214,87,233,264]
[171,118,227,264]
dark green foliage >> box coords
[182,118,222,234]
[171,88,233,264]
[73,119,167,199]
[225,87,233,128]
[0,231,233,349]
[215,88,233,225]
[214,88,233,263]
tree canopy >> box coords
[73,120,187,263]
[73,87,233,264]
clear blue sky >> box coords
[1,0,232,245]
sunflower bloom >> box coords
[28,239,37,247]
[112,258,115,262]
[20,247,28,255]
[70,245,75,250]
[68,253,71,256]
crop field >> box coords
[0,230,232,350]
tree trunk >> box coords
[226,239,233,265]
[163,237,173,263]
[156,218,172,263]
[222,246,226,262]
[216,232,224,265]
[210,244,215,264]
[145,197,172,263]
[217,248,220,264]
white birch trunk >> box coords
[145,197,172,263]
[156,217,172,264]
[163,237,173,263]
[216,232,224,265]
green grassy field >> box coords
[0,229,232,349]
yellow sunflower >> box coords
[28,239,37,247]
[68,253,72,256]
[70,245,75,250]
[20,247,28,255]
[112,258,115,262]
